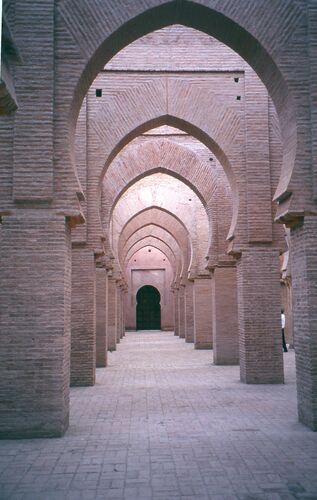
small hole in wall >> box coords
[236,95,241,100]
[96,88,102,97]
[188,198,192,201]
[134,259,137,262]
[209,157,213,161]
[148,249,151,252]
[234,77,239,83]
[163,259,166,262]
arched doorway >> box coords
[136,285,161,330]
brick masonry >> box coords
[212,266,239,365]
[0,2,317,437]
[71,246,96,386]
[193,277,213,350]
[96,267,108,368]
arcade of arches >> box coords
[0,0,317,445]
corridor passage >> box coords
[1,332,317,500]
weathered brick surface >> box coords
[0,213,71,437]
[193,277,213,349]
[96,268,108,368]
[185,281,194,343]
[291,217,317,430]
[71,247,96,386]
[173,288,179,337]
[178,286,186,339]
[237,247,284,384]
[12,0,55,201]
[212,266,239,365]
[107,278,118,352]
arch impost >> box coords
[62,209,86,228]
[227,240,242,260]
[172,281,180,290]
[95,255,107,269]
[274,197,317,229]
[195,274,211,280]
[205,255,217,271]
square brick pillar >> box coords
[173,288,179,336]
[96,267,108,368]
[116,285,121,343]
[237,247,284,384]
[185,281,194,343]
[193,277,213,349]
[178,285,186,338]
[0,213,71,438]
[212,266,239,365]
[71,246,96,386]
[119,287,125,339]
[107,277,117,351]
[291,217,317,430]
[122,290,126,337]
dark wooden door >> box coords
[136,285,161,330]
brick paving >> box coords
[1,331,317,500]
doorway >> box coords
[136,285,161,330]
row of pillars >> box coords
[173,248,284,384]
[70,247,126,387]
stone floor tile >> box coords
[0,332,317,500]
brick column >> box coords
[119,286,125,339]
[237,246,284,384]
[96,267,108,368]
[107,277,117,351]
[71,246,96,386]
[122,288,127,337]
[212,266,239,365]
[173,287,179,336]
[0,213,71,438]
[178,285,186,339]
[119,288,123,339]
[185,281,194,343]
[291,217,317,430]
[116,284,121,343]
[193,277,213,349]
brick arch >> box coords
[125,237,179,279]
[58,0,306,220]
[104,139,213,215]
[121,225,183,273]
[126,245,175,279]
[117,205,195,274]
[102,138,230,252]
[110,173,209,273]
[97,114,239,248]
[120,224,185,278]
[119,209,190,268]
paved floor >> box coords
[1,331,317,500]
